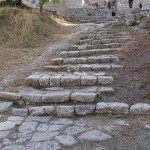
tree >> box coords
[39,0,60,12]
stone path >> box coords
[0,114,150,150]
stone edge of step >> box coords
[10,102,150,117]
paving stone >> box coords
[52,58,64,65]
[47,125,65,132]
[55,135,76,146]
[26,74,42,87]
[19,122,37,134]
[97,76,113,85]
[16,134,32,144]
[81,76,97,86]
[25,116,51,123]
[39,75,50,87]
[114,119,130,126]
[130,103,150,115]
[68,51,80,57]
[31,132,59,142]
[51,118,73,125]
[92,64,111,71]
[93,72,106,76]
[80,64,92,71]
[97,87,115,94]
[8,116,24,123]
[29,106,54,116]
[0,131,9,139]
[37,123,49,132]
[0,121,18,131]
[71,93,96,102]
[21,93,42,104]
[61,76,80,86]
[1,145,26,150]
[64,126,87,135]
[42,92,70,103]
[26,141,60,150]
[0,102,13,113]
[2,138,12,147]
[78,130,112,141]
[88,57,99,63]
[60,51,68,57]
[75,104,96,115]
[12,108,28,117]
[68,65,80,72]
[57,105,74,117]
[0,92,20,101]
[64,58,77,64]
[96,102,129,115]
[50,76,61,87]
[145,123,150,129]
[77,57,87,64]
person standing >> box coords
[106,0,111,9]
[129,0,134,8]
[139,1,143,10]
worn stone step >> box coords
[52,55,119,65]
[26,74,113,88]
[79,38,130,45]
[0,101,13,113]
[61,48,124,57]
[0,86,115,105]
[45,63,123,72]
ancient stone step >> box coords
[61,48,124,57]
[0,101,13,113]
[45,63,123,72]
[26,74,113,88]
[52,55,119,65]
[79,38,130,45]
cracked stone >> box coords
[64,126,87,135]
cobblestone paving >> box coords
[0,114,150,150]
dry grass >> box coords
[0,7,65,48]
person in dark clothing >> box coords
[139,1,143,10]
[129,0,134,8]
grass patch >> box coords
[0,7,64,48]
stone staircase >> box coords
[1,11,150,117]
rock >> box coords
[31,132,59,142]
[130,103,150,115]
[55,135,76,146]
[57,105,74,117]
[47,125,65,132]
[1,145,26,150]
[21,93,42,104]
[19,122,37,134]
[0,102,13,113]
[145,123,150,129]
[26,141,60,150]
[42,92,70,103]
[52,58,64,65]
[75,104,95,115]
[8,116,24,123]
[81,76,97,86]
[26,74,42,87]
[60,51,68,57]
[77,57,87,64]
[61,76,80,86]
[25,116,51,123]
[50,76,61,87]
[80,64,92,71]
[92,64,111,71]
[0,121,17,131]
[0,92,20,101]
[29,106,54,116]
[88,57,99,63]
[97,87,115,94]
[2,138,12,147]
[71,93,96,102]
[96,102,129,115]
[0,131,9,139]
[12,108,28,117]
[39,75,50,87]
[78,130,112,141]
[68,51,80,57]
[37,123,49,132]
[68,65,80,72]
[97,76,113,85]
[51,118,73,125]
[64,58,77,64]
[64,126,87,135]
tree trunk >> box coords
[40,3,43,12]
